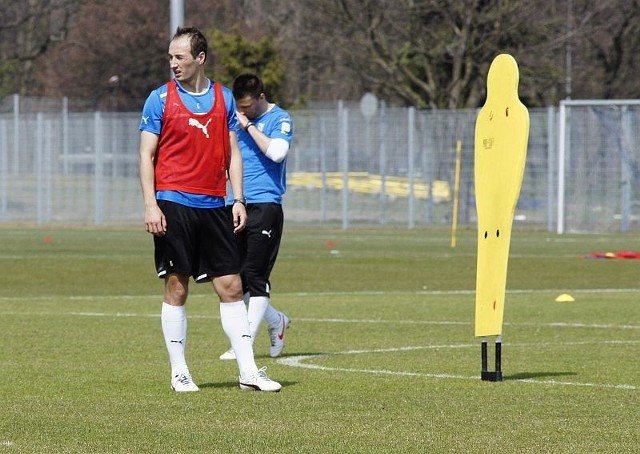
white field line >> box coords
[2,302,636,390]
[1,286,640,303]
[277,341,640,391]
[12,286,632,331]
[1,310,639,331]
[290,318,640,330]
[292,288,640,296]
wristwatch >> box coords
[233,197,247,207]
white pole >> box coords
[169,0,184,79]
[565,0,573,100]
[170,0,184,36]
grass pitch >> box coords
[1,226,638,453]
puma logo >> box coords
[188,117,212,138]
[261,230,272,238]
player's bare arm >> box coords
[228,131,247,233]
[235,109,289,163]
[236,110,270,153]
[139,131,166,236]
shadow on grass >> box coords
[505,371,577,380]
[198,381,240,390]
[198,380,297,390]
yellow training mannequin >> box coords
[474,54,529,337]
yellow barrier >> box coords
[288,172,451,202]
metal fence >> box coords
[1,94,639,232]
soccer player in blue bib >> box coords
[219,74,294,361]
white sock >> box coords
[219,301,258,379]
[161,302,188,377]
[247,296,269,339]
[263,303,281,328]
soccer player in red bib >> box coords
[139,27,280,392]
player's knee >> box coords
[213,274,244,301]
[164,274,189,305]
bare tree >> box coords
[276,0,576,108]
[196,0,640,107]
[0,0,79,96]
[4,0,640,109]
[37,0,169,110]
[576,0,640,99]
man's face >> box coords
[168,36,202,82]
[235,94,263,120]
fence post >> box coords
[620,106,632,232]
[408,106,415,229]
[94,111,104,225]
[546,106,555,232]
[557,102,566,234]
[378,101,387,224]
[319,113,327,223]
[339,101,349,230]
[36,113,44,224]
[12,94,19,175]
[422,112,433,224]
[62,97,69,175]
[44,116,54,222]
[0,120,7,218]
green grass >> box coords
[1,226,639,453]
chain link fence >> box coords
[0,95,638,232]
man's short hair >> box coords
[233,73,264,100]
[172,27,208,61]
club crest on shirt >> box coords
[280,121,291,134]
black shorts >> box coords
[154,200,241,283]
[232,203,284,297]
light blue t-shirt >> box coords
[139,79,238,208]
[227,104,293,205]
